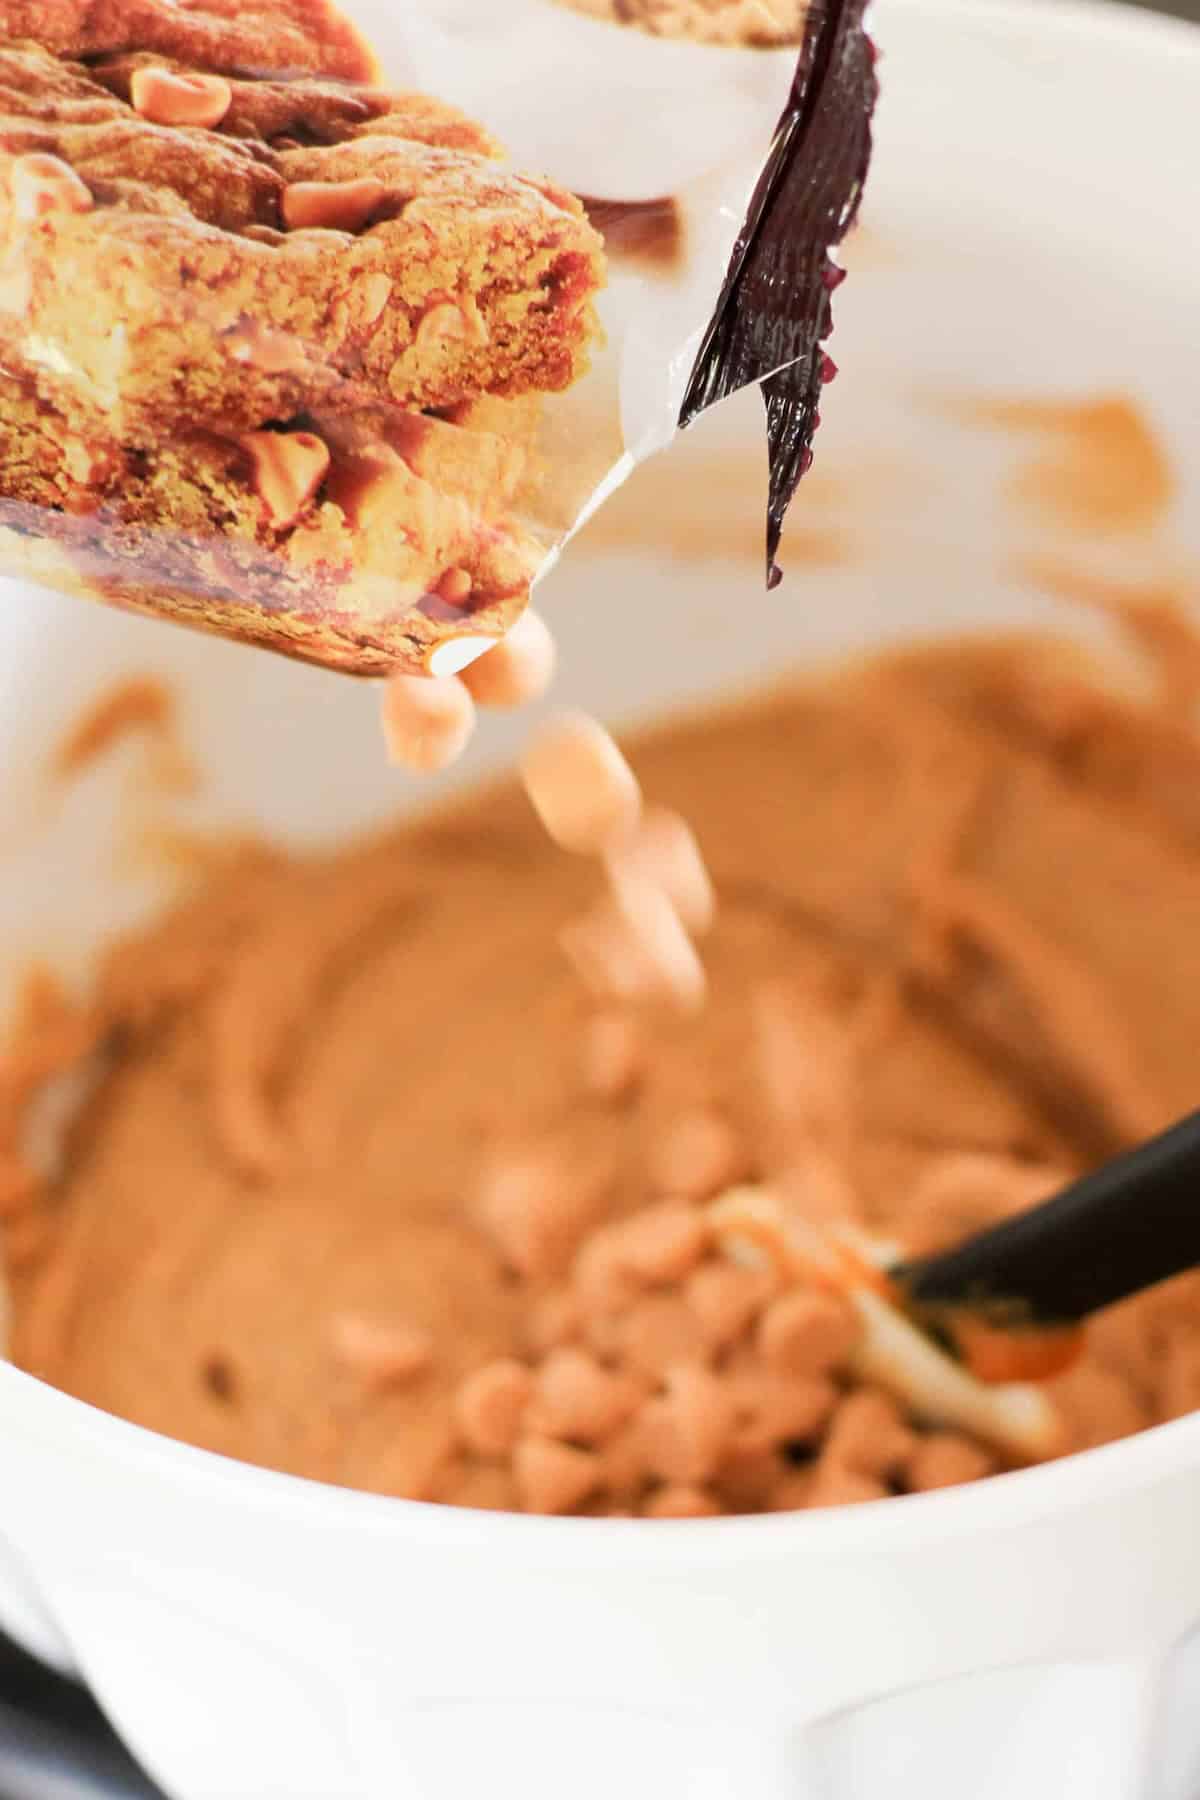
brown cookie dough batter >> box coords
[5,633,1200,1514]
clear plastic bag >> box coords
[0,0,871,676]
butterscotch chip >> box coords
[605,1201,710,1286]
[380,674,477,775]
[685,1260,774,1352]
[472,1142,592,1280]
[823,1388,916,1480]
[1045,1361,1146,1449]
[455,1359,533,1458]
[461,610,557,710]
[729,1369,838,1451]
[643,1484,721,1519]
[329,1313,433,1390]
[573,1230,642,1318]
[607,873,707,1013]
[130,67,233,128]
[606,808,715,936]
[757,1289,860,1377]
[903,1153,1070,1259]
[240,430,330,529]
[281,176,387,233]
[11,151,92,220]
[513,1435,603,1515]
[905,1433,996,1493]
[527,1347,642,1445]
[559,901,662,1005]
[521,712,642,856]
[651,1110,742,1200]
[438,568,474,606]
[639,1365,737,1486]
[612,1293,711,1381]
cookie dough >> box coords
[6,634,1200,1513]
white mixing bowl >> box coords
[1,1,1199,1795]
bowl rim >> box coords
[4,0,1200,1572]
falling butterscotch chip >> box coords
[461,611,557,709]
[380,673,476,774]
[520,711,641,855]
[606,807,715,936]
[559,901,658,1005]
[514,1435,603,1515]
[607,873,706,1012]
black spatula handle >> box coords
[895,1108,1200,1325]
